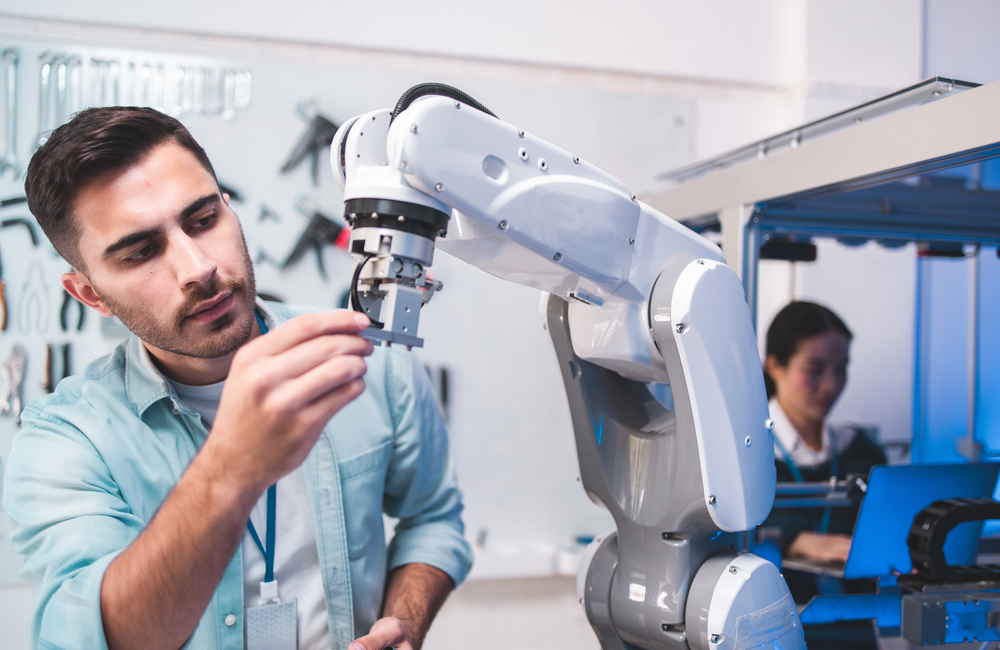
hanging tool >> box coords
[0,344,26,424]
[0,242,6,332]
[1,217,40,246]
[1,196,27,208]
[217,181,243,203]
[1,48,19,178]
[258,204,281,223]
[280,103,340,185]
[282,200,350,280]
[60,289,85,331]
[53,54,67,127]
[19,260,50,334]
[60,342,71,381]
[43,343,53,393]
[66,55,82,116]
[34,52,53,150]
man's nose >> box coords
[173,234,217,287]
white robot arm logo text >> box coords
[333,83,804,650]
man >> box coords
[4,106,471,650]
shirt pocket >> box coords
[338,440,392,560]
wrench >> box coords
[53,54,67,127]
[0,344,26,424]
[34,52,52,150]
[1,48,19,178]
[66,55,82,116]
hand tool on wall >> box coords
[0,344,26,424]
[19,260,49,334]
[1,48,19,178]
[280,106,339,185]
[35,52,53,150]
[234,70,252,109]
[67,55,82,116]
[282,200,350,280]
[54,55,67,127]
[1,218,40,246]
[0,196,26,208]
[0,245,7,332]
[60,290,85,332]
[43,343,53,393]
[60,342,71,381]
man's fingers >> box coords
[251,310,369,356]
[271,354,369,413]
[349,617,409,650]
[262,332,373,381]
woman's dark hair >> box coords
[763,301,852,399]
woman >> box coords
[760,301,886,602]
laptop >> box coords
[780,462,1000,579]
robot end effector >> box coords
[331,89,477,349]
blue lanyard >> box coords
[774,430,839,533]
[247,311,276,582]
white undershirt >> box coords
[166,376,332,650]
[769,398,855,468]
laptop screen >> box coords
[843,462,1000,579]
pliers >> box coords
[60,289,85,331]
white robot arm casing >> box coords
[333,90,799,650]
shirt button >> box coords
[171,404,180,415]
[225,614,236,627]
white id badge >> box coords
[246,580,297,650]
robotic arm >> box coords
[333,84,805,650]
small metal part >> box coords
[538,159,548,171]
[745,436,752,447]
[729,565,737,574]
[518,129,525,139]
[629,238,635,245]
[454,100,461,109]
[711,634,721,644]
[397,215,405,222]
[498,220,508,230]
[553,252,563,261]
[675,323,686,333]
[409,124,418,133]
[518,148,528,161]
[708,495,717,505]
[765,419,775,431]
[434,183,444,192]
[400,160,408,170]
[630,194,637,202]
[573,156,580,164]
[697,259,705,264]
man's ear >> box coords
[62,271,114,318]
[222,192,230,207]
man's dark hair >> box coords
[25,106,218,272]
[763,300,853,399]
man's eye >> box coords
[191,213,216,229]
[125,244,156,263]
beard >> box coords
[96,238,258,360]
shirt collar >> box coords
[769,398,833,467]
[122,298,281,417]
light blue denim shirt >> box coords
[4,301,472,650]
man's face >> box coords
[69,141,256,361]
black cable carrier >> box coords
[900,496,1000,590]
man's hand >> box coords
[786,530,852,563]
[350,563,455,650]
[350,617,415,650]
[101,310,373,650]
[206,310,374,494]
